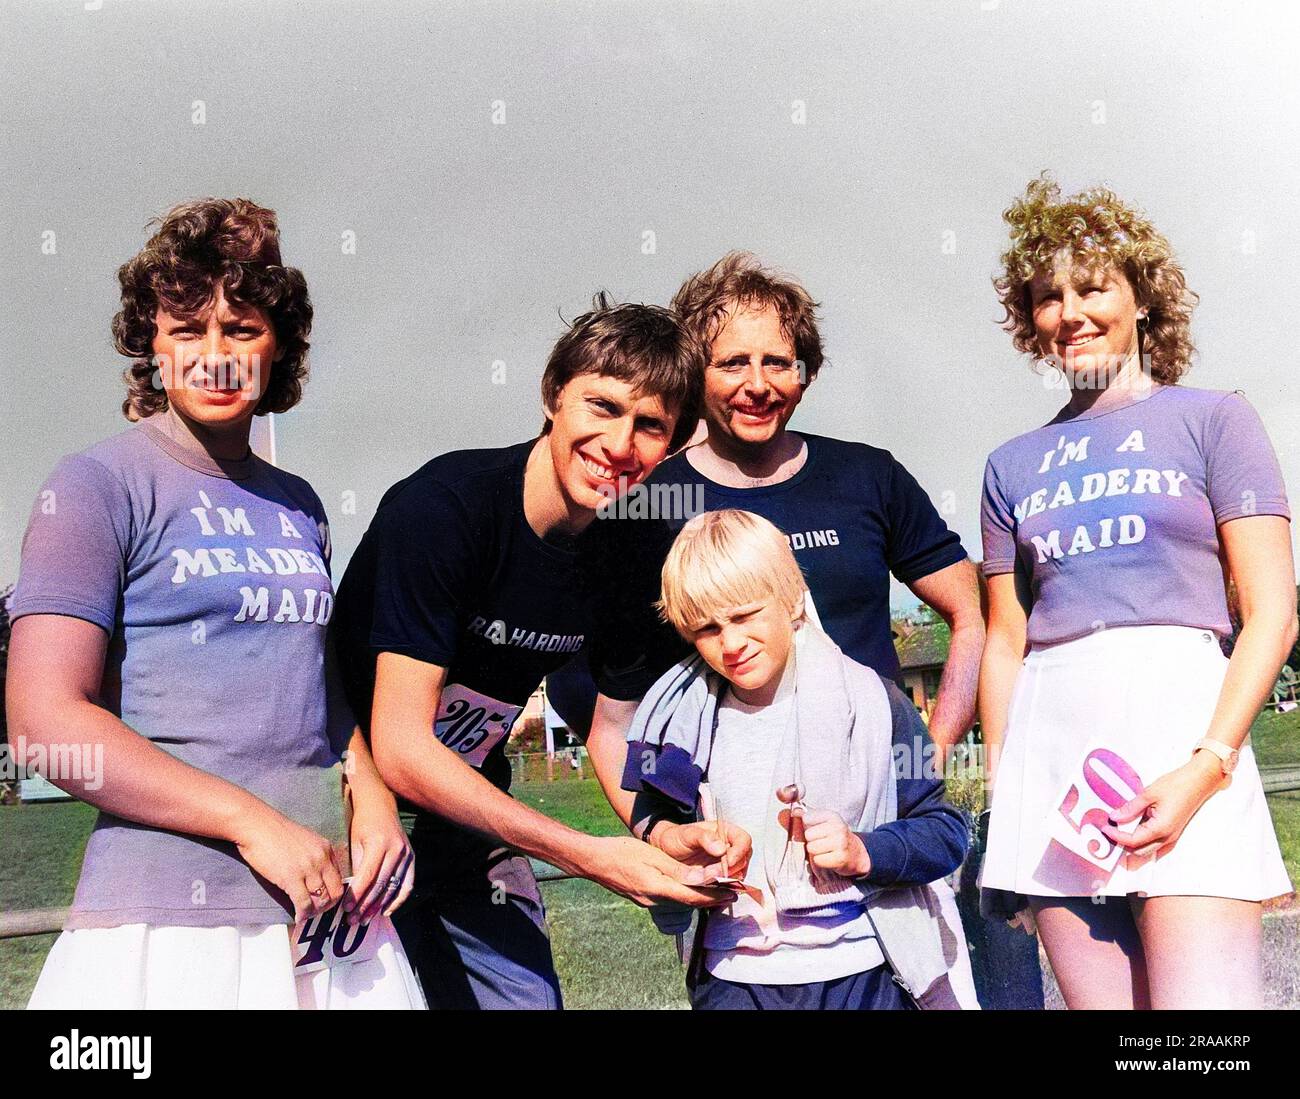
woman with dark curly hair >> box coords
[114,200,315,423]
[977,175,1295,1008]
[9,198,424,1008]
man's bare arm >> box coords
[586,693,640,829]
[369,653,730,907]
[905,558,985,759]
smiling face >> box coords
[544,373,676,514]
[1028,255,1147,383]
[151,287,281,431]
[690,597,800,706]
[703,304,805,451]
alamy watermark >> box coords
[596,479,705,521]
[1038,350,1156,392]
[50,1030,151,1079]
[148,353,264,397]
[1,737,103,791]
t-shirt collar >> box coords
[137,418,258,480]
[679,433,817,496]
[513,439,583,560]
[1050,383,1169,424]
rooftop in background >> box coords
[892,617,950,716]
[893,619,950,671]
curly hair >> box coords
[670,252,824,383]
[993,174,1197,384]
[541,292,706,453]
[114,198,313,420]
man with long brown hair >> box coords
[583,253,987,1005]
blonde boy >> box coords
[622,510,973,1010]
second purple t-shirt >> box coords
[981,385,1290,646]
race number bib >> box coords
[292,882,381,975]
[1047,745,1145,873]
[434,683,521,769]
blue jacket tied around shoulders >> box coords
[620,622,974,1009]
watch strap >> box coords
[1193,737,1239,773]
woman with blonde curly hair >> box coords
[10,198,424,1008]
[977,175,1295,1008]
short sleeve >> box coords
[1204,393,1290,524]
[311,494,333,575]
[980,457,1018,578]
[10,455,133,633]
[884,454,968,584]
[286,472,334,575]
[367,481,480,668]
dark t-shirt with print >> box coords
[332,441,632,808]
[590,432,969,701]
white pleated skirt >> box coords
[27,915,426,1010]
[980,625,1292,902]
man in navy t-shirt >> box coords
[580,254,988,1002]
[333,297,744,1008]
[584,253,983,770]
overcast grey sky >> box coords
[3,0,1298,607]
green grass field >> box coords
[0,798,97,1010]
[0,782,688,1010]
[1269,792,1300,891]
[512,781,690,1009]
[1244,705,1300,767]
[2,706,1298,1010]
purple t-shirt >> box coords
[981,386,1290,646]
[10,421,348,928]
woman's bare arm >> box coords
[1204,515,1298,751]
[8,614,268,838]
[1105,516,1297,860]
[8,613,346,917]
[977,572,1029,797]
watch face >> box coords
[1223,751,1240,775]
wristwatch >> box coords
[634,808,685,844]
[1193,737,1240,776]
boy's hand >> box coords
[800,808,871,878]
[650,820,753,882]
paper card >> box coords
[707,875,764,903]
[433,683,522,769]
[1046,744,1146,873]
[291,880,381,975]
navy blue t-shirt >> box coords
[590,433,968,700]
[332,441,625,797]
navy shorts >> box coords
[690,963,916,1010]
[392,817,562,1010]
